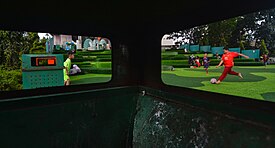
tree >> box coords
[0,31,46,69]
[260,39,269,55]
[208,18,238,47]
[0,31,25,68]
[239,41,245,50]
[168,25,208,45]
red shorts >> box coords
[218,67,239,81]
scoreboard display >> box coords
[22,54,64,89]
[31,57,56,66]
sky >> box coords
[38,33,52,39]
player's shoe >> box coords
[238,73,243,79]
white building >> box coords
[53,34,73,46]
[161,34,176,50]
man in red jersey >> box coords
[215,47,249,84]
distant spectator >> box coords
[202,53,210,75]
[194,56,201,68]
[189,54,195,67]
[216,52,221,59]
[263,53,269,68]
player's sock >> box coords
[238,73,243,79]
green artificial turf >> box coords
[70,74,111,85]
[162,65,275,102]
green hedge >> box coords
[233,62,263,66]
[161,52,178,56]
[162,58,255,64]
[96,58,112,62]
[0,68,22,91]
[96,55,112,58]
[162,60,186,65]
[164,49,186,54]
[76,50,111,55]
[73,62,91,66]
[74,55,97,59]
[72,58,98,62]
[162,59,263,67]
[73,62,111,69]
[81,68,112,74]
[162,55,189,60]
[90,62,111,68]
[210,58,254,62]
[162,64,190,68]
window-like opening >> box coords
[161,8,275,102]
[0,31,112,91]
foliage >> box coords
[0,67,22,91]
[0,31,26,68]
[162,59,260,67]
[168,8,275,53]
[260,39,269,54]
[0,31,46,69]
[239,41,245,50]
[81,68,112,74]
[76,50,111,55]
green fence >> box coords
[241,49,260,59]
[211,47,224,55]
[200,46,211,52]
[229,47,241,53]
[189,45,200,52]
[179,44,190,50]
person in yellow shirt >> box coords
[64,50,75,86]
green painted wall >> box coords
[0,87,274,147]
[0,87,138,148]
[133,95,275,147]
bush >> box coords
[161,52,178,56]
[234,62,263,66]
[76,50,111,55]
[72,58,97,62]
[210,58,254,63]
[73,62,91,66]
[96,55,112,58]
[95,62,111,68]
[165,49,185,52]
[162,59,262,67]
[52,50,67,54]
[96,58,112,62]
[162,60,187,65]
[81,68,112,74]
[0,68,22,91]
[162,55,188,60]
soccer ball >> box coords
[210,78,217,84]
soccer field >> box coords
[162,65,275,102]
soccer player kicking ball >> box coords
[215,47,249,84]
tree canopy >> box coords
[0,31,46,69]
[168,8,275,54]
